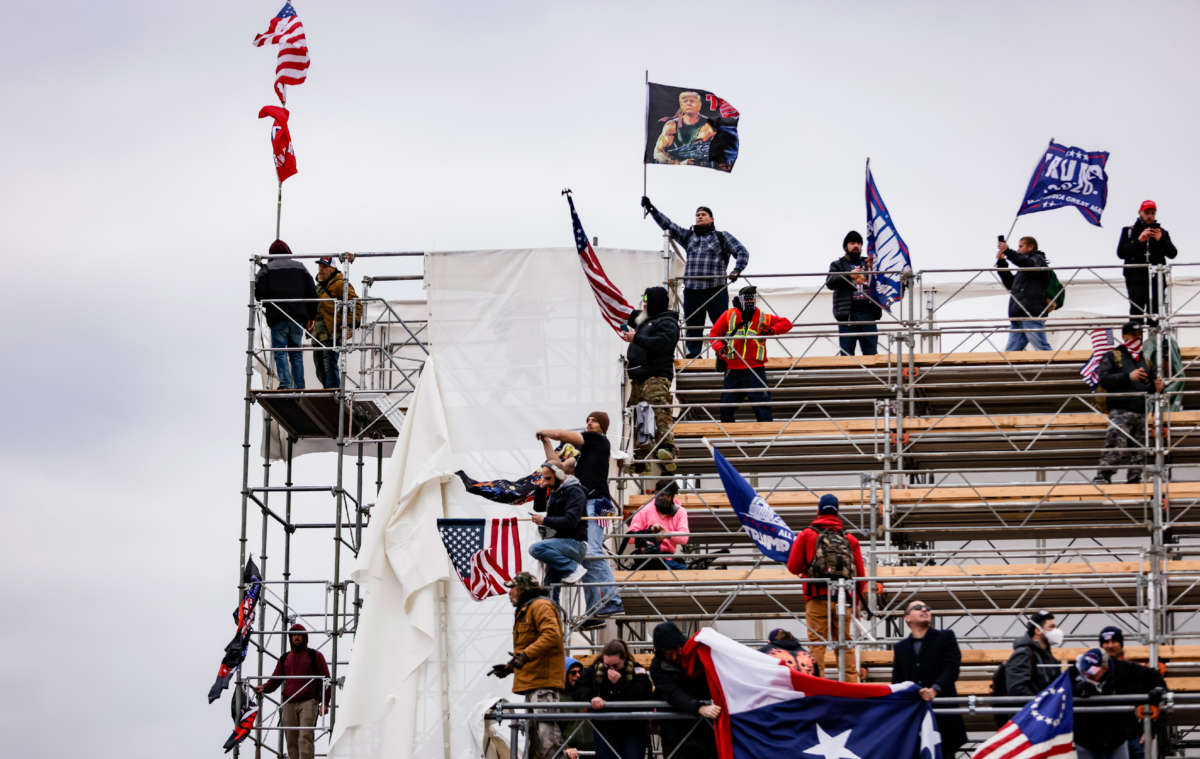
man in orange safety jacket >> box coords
[708,285,793,422]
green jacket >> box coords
[1144,336,1184,412]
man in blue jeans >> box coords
[529,461,589,601]
[996,237,1051,351]
[255,239,318,388]
[538,412,624,628]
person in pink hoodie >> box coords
[627,480,690,569]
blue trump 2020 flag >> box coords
[865,160,913,310]
[712,444,795,562]
[691,628,942,759]
[1017,140,1110,226]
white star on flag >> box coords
[802,724,862,759]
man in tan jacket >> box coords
[488,572,565,759]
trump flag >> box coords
[692,628,942,759]
[865,159,913,311]
[1017,140,1110,226]
[712,444,795,562]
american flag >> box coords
[253,3,310,105]
[1080,328,1114,389]
[436,517,522,601]
[566,194,634,333]
[972,671,1074,759]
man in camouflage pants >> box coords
[621,286,681,471]
[1094,323,1164,485]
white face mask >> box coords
[1043,626,1064,648]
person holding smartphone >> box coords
[996,236,1051,351]
[1118,200,1178,325]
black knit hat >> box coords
[1099,626,1124,645]
[653,621,687,652]
[843,231,863,251]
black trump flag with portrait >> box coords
[644,82,740,172]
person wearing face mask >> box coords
[827,231,883,356]
[641,197,750,358]
[627,479,690,569]
[709,285,794,423]
[620,286,681,471]
[1002,611,1064,704]
[1094,322,1164,485]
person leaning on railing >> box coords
[619,286,681,472]
[641,196,749,359]
[1098,626,1170,759]
[649,622,721,759]
[253,623,331,759]
[314,255,363,389]
[577,639,653,759]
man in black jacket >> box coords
[1068,648,1161,759]
[529,462,589,597]
[890,600,967,756]
[996,236,1051,351]
[1118,200,1178,326]
[255,239,318,388]
[620,286,680,470]
[649,622,720,759]
[1094,323,1164,485]
[827,231,883,356]
[1099,626,1169,759]
[997,611,1063,726]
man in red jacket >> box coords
[254,623,331,759]
[708,285,793,422]
[785,494,866,681]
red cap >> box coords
[1140,200,1157,212]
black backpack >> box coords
[806,527,855,580]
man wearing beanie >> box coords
[529,461,590,596]
[709,285,793,422]
[995,236,1051,351]
[1097,626,1169,759]
[785,494,866,681]
[538,412,623,622]
[620,286,680,470]
[641,197,750,358]
[255,239,318,389]
[1118,200,1177,326]
[649,622,720,758]
[827,231,883,356]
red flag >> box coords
[257,106,297,183]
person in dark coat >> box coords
[827,231,883,356]
[1094,323,1163,485]
[620,286,681,469]
[648,622,720,759]
[529,462,589,599]
[1068,648,1157,759]
[890,600,967,757]
[997,611,1063,727]
[255,239,318,389]
[1099,626,1169,759]
[578,639,653,759]
[1117,200,1178,326]
[996,236,1051,351]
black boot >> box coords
[1093,471,1113,485]
[1127,471,1142,485]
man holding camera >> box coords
[1118,200,1178,325]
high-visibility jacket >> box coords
[708,308,793,369]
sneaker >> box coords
[1127,472,1143,485]
[562,565,588,584]
[577,617,607,631]
[596,603,625,617]
[1092,473,1112,485]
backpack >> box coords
[990,660,1007,697]
[1045,268,1066,313]
[806,526,856,580]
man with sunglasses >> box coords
[891,601,967,757]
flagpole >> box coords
[642,69,649,216]
[275,181,282,239]
[1005,138,1052,242]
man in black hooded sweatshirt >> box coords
[621,286,680,469]
[827,231,883,356]
[649,622,721,759]
[1118,200,1178,326]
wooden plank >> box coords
[615,560,1200,583]
[675,412,1200,439]
[664,483,1200,510]
[675,348,1200,373]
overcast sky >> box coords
[3,1,1198,756]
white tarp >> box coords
[329,247,665,759]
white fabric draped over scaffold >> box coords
[329,247,668,759]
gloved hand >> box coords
[641,196,654,212]
[1149,686,1167,706]
[487,662,513,679]
[728,270,741,283]
[511,653,529,669]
